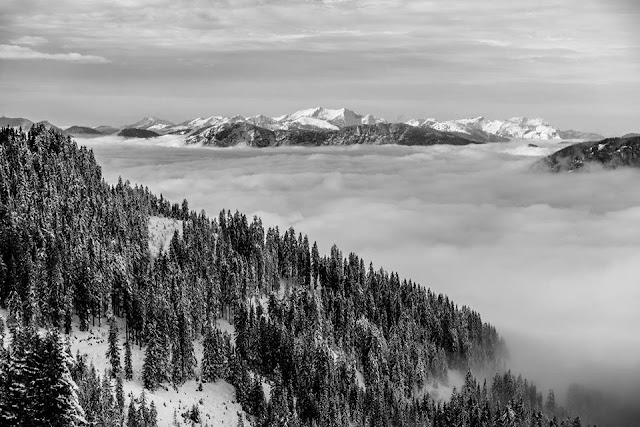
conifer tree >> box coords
[149,400,158,427]
[38,330,87,426]
[202,324,217,382]
[143,327,161,390]
[100,373,119,425]
[124,340,133,380]
[127,396,138,427]
[116,374,125,413]
[311,242,320,289]
[139,391,149,425]
[106,316,121,377]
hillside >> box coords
[0,116,35,129]
[96,125,120,135]
[0,125,588,426]
[118,128,161,138]
[536,136,640,172]
[66,125,103,135]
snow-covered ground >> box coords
[67,316,246,426]
[148,216,183,257]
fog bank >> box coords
[82,135,640,406]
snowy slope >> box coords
[277,107,385,128]
[0,308,247,426]
[68,316,247,427]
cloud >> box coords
[0,44,109,63]
[74,135,640,421]
[8,36,48,46]
[475,39,512,47]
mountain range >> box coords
[1,109,611,144]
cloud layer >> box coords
[80,136,640,400]
[0,44,109,63]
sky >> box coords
[1,0,639,135]
[81,135,640,412]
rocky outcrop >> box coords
[186,122,276,147]
[536,136,640,172]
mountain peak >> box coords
[129,116,175,130]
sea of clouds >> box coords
[81,134,640,407]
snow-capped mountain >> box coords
[117,109,596,142]
[153,107,387,134]
[126,117,175,131]
[407,116,561,140]
[275,107,385,129]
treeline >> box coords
[0,125,588,425]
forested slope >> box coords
[0,125,586,426]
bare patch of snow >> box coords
[148,216,183,257]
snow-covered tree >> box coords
[106,316,121,377]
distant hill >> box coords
[558,129,605,141]
[126,117,175,132]
[36,120,65,133]
[95,125,119,134]
[536,136,640,172]
[118,128,160,138]
[0,116,35,129]
[65,125,102,135]
[622,133,639,138]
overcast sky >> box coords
[1,0,639,134]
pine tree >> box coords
[148,400,158,427]
[116,374,125,413]
[127,396,138,427]
[311,242,320,289]
[100,372,119,425]
[139,391,150,425]
[250,376,266,418]
[124,340,133,380]
[0,326,34,423]
[143,327,161,390]
[545,390,556,415]
[38,330,87,426]
[106,316,121,377]
[202,324,217,382]
[6,290,23,331]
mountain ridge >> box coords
[536,136,640,172]
[185,122,480,147]
[2,110,611,144]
